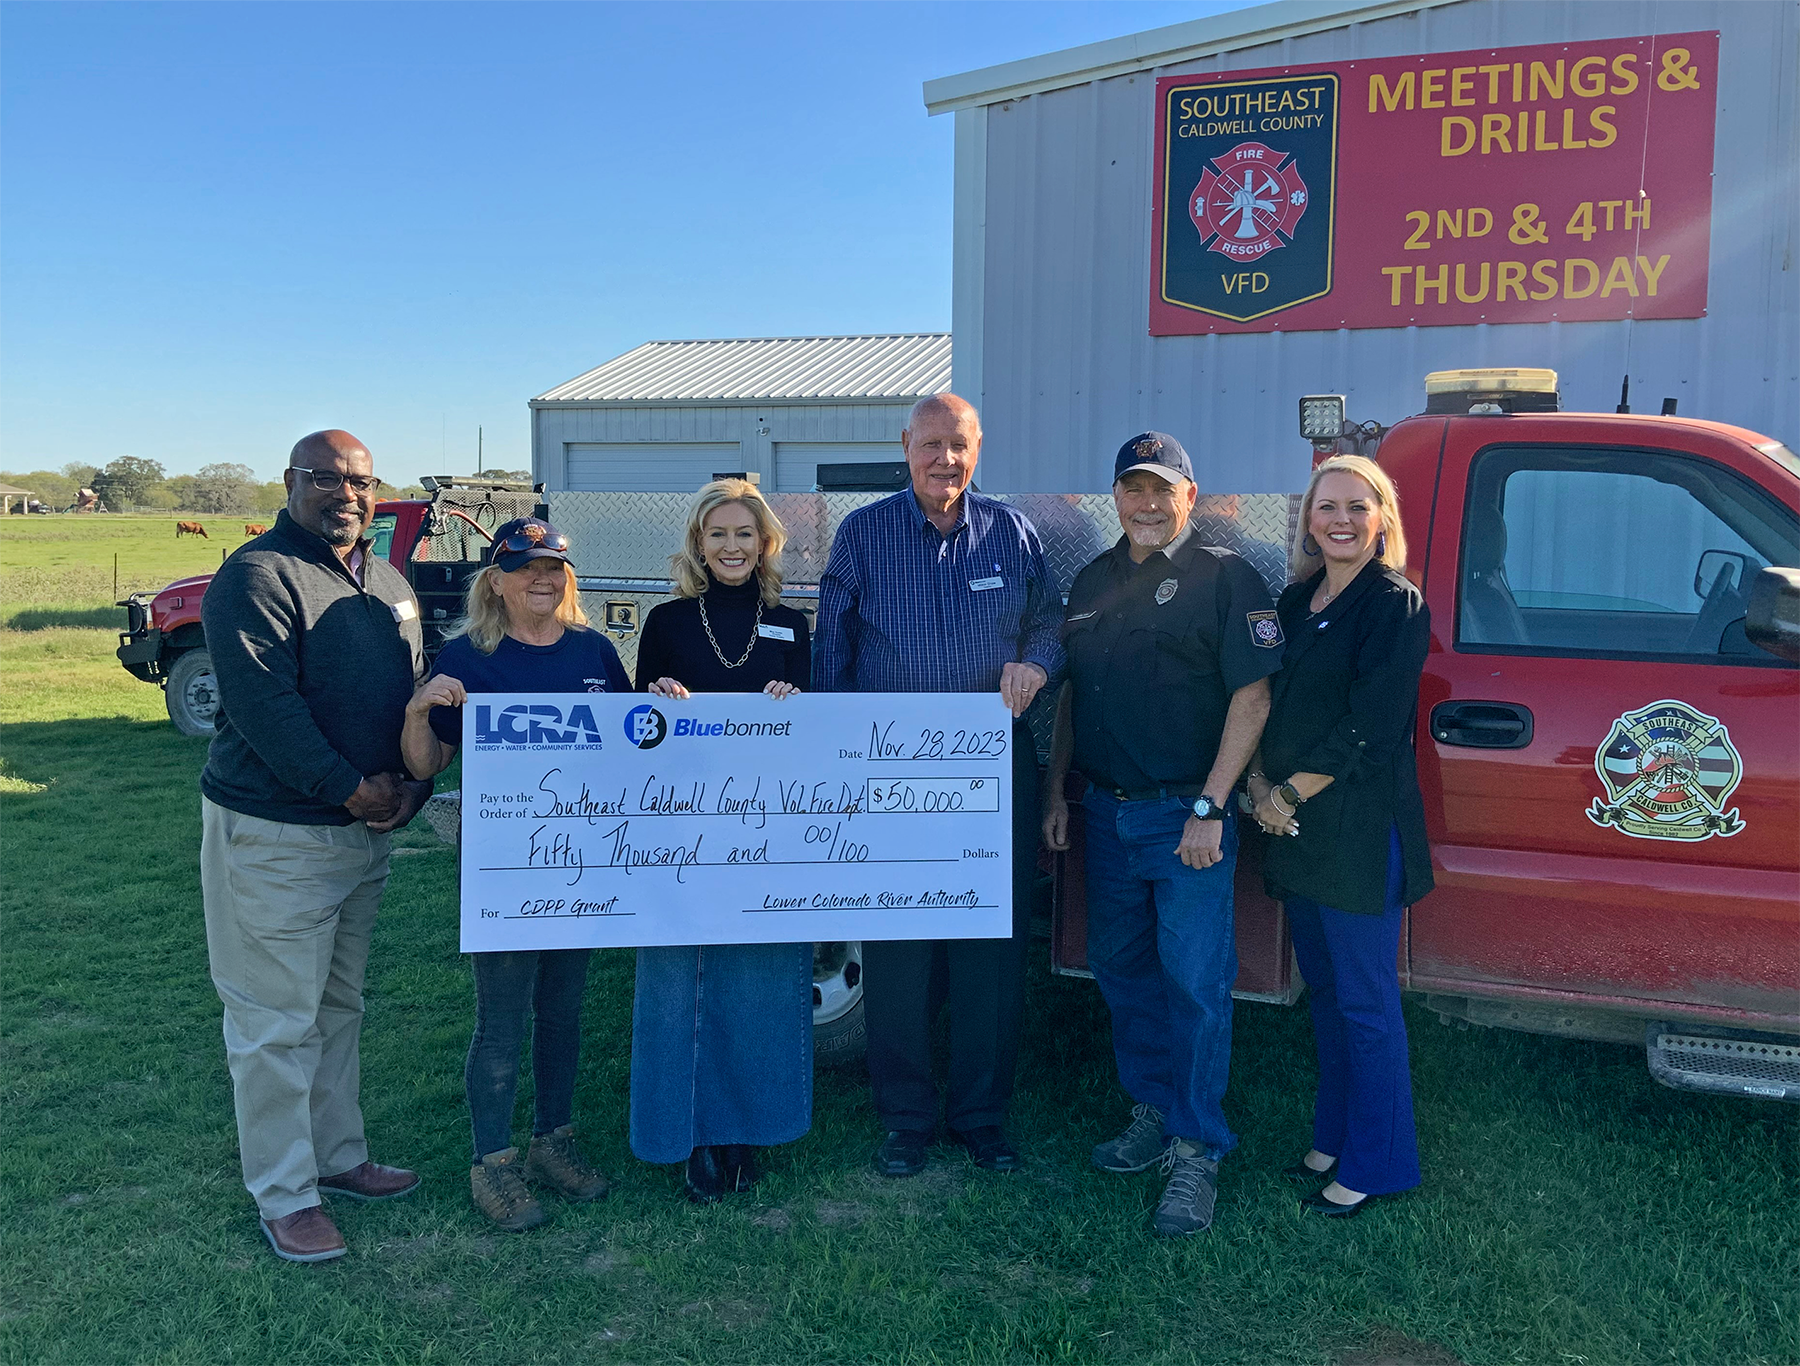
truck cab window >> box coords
[366,513,397,562]
[1457,446,1798,663]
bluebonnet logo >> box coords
[625,704,668,749]
[473,704,604,747]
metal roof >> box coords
[922,0,1459,113]
[534,334,952,404]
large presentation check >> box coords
[459,691,1014,951]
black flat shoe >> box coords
[873,1130,930,1179]
[948,1125,1021,1173]
[723,1144,758,1192]
[685,1146,731,1204]
[1298,1188,1374,1218]
[1282,1156,1338,1184]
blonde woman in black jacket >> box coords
[1248,454,1433,1218]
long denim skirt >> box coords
[629,942,814,1164]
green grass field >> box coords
[2,518,1796,1365]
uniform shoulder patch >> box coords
[1247,609,1284,648]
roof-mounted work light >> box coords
[1299,395,1346,442]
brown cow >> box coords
[244,523,269,537]
[176,521,208,538]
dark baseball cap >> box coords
[491,517,574,572]
[1113,431,1194,487]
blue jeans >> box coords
[1082,789,1239,1160]
[1285,827,1420,1196]
[465,949,592,1162]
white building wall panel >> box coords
[965,0,1800,493]
[534,401,917,492]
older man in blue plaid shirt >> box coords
[815,393,1065,1178]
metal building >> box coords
[530,334,950,494]
[925,0,1799,493]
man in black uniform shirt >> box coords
[1043,432,1279,1236]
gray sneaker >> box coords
[1091,1103,1170,1173]
[1152,1140,1219,1236]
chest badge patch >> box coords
[1154,578,1179,605]
[1247,609,1284,647]
[1587,699,1745,841]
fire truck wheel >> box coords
[165,648,220,737]
[813,940,866,1067]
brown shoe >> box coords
[261,1206,347,1263]
[318,1160,420,1201]
[471,1148,549,1232]
[525,1125,610,1202]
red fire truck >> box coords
[1051,368,1800,1103]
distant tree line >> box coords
[0,459,427,513]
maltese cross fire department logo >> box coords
[1586,699,1745,842]
[1190,142,1308,262]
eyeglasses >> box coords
[497,530,570,553]
[294,467,381,494]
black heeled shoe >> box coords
[684,1146,731,1204]
[1282,1155,1339,1185]
[723,1144,758,1192]
[1298,1187,1376,1218]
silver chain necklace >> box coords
[698,592,762,669]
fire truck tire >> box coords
[812,940,866,1067]
[165,649,220,737]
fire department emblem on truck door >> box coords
[1159,72,1337,324]
[1586,699,1745,841]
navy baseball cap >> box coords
[491,517,574,572]
[1113,431,1194,487]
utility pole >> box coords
[477,426,484,475]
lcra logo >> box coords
[1160,73,1338,322]
[473,703,604,747]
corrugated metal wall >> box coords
[963,0,1799,494]
[533,401,915,492]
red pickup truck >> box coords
[1052,369,1800,1103]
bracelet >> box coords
[1277,781,1304,810]
[1268,792,1296,819]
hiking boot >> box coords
[1091,1103,1170,1173]
[525,1126,609,1202]
[1152,1141,1219,1236]
[470,1148,549,1232]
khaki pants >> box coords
[200,797,391,1219]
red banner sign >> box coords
[1150,32,1718,335]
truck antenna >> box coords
[1616,374,1631,414]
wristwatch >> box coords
[1190,794,1227,821]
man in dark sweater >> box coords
[199,429,431,1263]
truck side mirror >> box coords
[1744,566,1800,663]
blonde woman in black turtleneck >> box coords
[629,480,812,1204]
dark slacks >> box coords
[1284,827,1421,1196]
[465,948,593,1162]
[863,724,1037,1134]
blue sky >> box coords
[1,0,1245,482]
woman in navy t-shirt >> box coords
[400,516,628,1233]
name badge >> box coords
[390,599,418,623]
[756,623,795,642]
[969,576,1004,592]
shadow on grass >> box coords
[2,605,127,631]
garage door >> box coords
[565,443,742,492]
[771,442,903,492]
